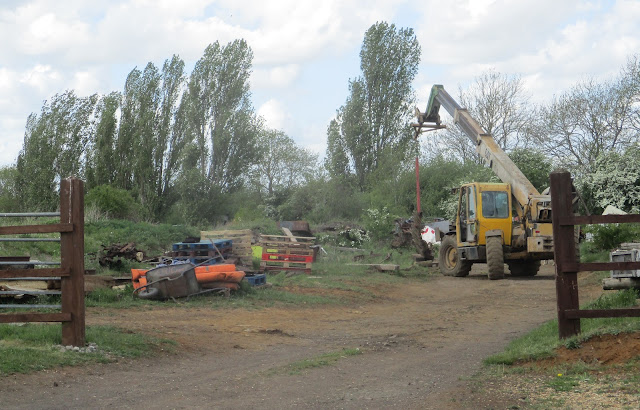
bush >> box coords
[85,185,142,220]
[586,224,640,252]
[362,207,395,242]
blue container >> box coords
[244,273,266,286]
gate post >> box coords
[60,178,85,346]
[550,170,580,338]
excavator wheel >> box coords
[486,236,505,280]
[507,260,541,277]
[439,235,471,277]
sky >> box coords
[1,0,639,167]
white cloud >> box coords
[258,99,290,131]
[251,64,300,89]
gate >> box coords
[550,170,640,338]
[0,178,85,346]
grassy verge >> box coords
[485,289,640,366]
[0,323,175,376]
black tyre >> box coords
[439,235,471,277]
[507,260,541,277]
[486,236,504,280]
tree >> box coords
[0,166,20,212]
[508,148,553,192]
[434,71,534,164]
[582,144,640,213]
[16,91,98,210]
[185,40,259,191]
[326,21,421,189]
[535,74,637,178]
[87,91,121,188]
[113,56,187,218]
[249,128,318,197]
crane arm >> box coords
[417,85,540,210]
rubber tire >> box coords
[439,235,471,277]
[137,287,160,300]
[486,236,505,280]
[508,260,541,277]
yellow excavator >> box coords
[413,85,554,279]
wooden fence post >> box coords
[550,170,580,338]
[60,178,85,346]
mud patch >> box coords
[524,331,640,368]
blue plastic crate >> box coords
[244,273,266,286]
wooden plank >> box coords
[260,234,315,243]
[0,312,71,323]
[559,214,640,225]
[0,268,70,278]
[281,227,298,242]
[0,223,72,235]
[201,229,252,236]
[565,308,640,319]
[347,263,399,272]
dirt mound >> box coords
[530,331,640,368]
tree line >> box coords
[0,22,639,227]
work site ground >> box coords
[1,264,636,409]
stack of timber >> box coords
[132,263,245,291]
[260,234,315,273]
[201,229,253,267]
[165,240,232,265]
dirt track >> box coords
[1,265,567,409]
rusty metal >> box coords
[550,171,640,339]
[136,263,201,300]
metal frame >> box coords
[0,178,85,346]
[550,171,640,338]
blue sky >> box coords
[1,0,639,166]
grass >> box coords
[484,289,640,366]
[264,348,363,376]
[0,323,175,375]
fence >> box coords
[0,178,85,346]
[550,170,640,338]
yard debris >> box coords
[98,242,144,268]
[347,263,400,273]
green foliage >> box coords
[16,91,98,211]
[249,128,318,197]
[508,148,553,192]
[85,185,143,220]
[326,21,421,190]
[0,166,20,212]
[186,40,259,192]
[584,224,640,252]
[582,144,640,214]
[362,207,395,242]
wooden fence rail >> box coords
[550,170,640,339]
[0,178,85,346]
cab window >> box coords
[481,191,509,218]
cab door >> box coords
[457,185,478,245]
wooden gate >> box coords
[0,178,85,346]
[550,170,640,338]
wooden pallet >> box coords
[260,260,312,269]
[262,253,314,263]
[201,229,253,266]
[262,246,314,256]
[260,234,315,244]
